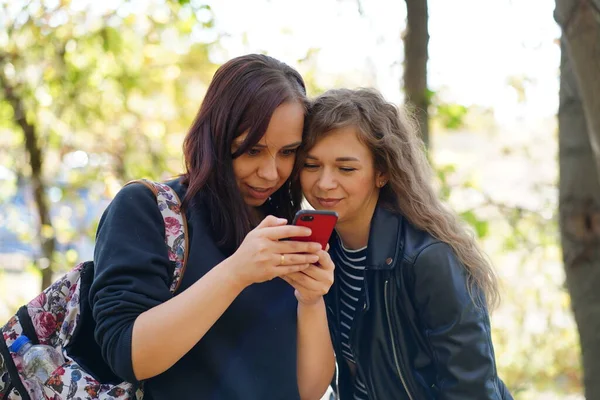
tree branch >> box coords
[0,55,56,289]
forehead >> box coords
[234,102,305,147]
[308,126,371,160]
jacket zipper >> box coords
[384,279,414,400]
[350,269,373,400]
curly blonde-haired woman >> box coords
[299,88,512,400]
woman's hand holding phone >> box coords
[280,249,335,305]
[227,211,335,303]
[227,215,322,289]
[281,210,338,305]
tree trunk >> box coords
[556,0,600,180]
[558,40,600,399]
[403,0,429,148]
[0,61,55,290]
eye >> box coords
[247,148,261,156]
[303,163,319,170]
[281,148,298,157]
[340,167,356,172]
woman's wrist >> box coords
[214,257,247,294]
[297,295,325,308]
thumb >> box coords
[258,215,287,228]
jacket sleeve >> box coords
[90,183,174,382]
[411,242,504,400]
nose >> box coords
[257,155,279,182]
[317,169,337,191]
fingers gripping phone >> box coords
[290,210,338,250]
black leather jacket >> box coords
[324,204,513,400]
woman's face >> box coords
[232,101,305,207]
[300,125,386,229]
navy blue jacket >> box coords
[90,179,300,400]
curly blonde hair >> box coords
[302,88,499,309]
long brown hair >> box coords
[302,88,499,309]
[182,54,308,253]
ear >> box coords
[375,171,389,188]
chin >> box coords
[244,197,268,207]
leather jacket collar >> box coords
[331,204,403,271]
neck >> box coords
[335,197,378,250]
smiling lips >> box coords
[247,184,276,200]
[316,197,342,208]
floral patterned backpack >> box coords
[0,180,188,400]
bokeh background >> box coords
[1,0,598,398]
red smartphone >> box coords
[289,210,338,250]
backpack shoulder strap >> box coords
[125,179,189,294]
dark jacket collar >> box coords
[366,204,404,270]
[332,202,404,270]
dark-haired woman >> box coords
[90,54,335,400]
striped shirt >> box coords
[332,238,370,400]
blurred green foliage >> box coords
[435,158,581,398]
[0,0,217,189]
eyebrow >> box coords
[233,141,303,149]
[305,155,360,162]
